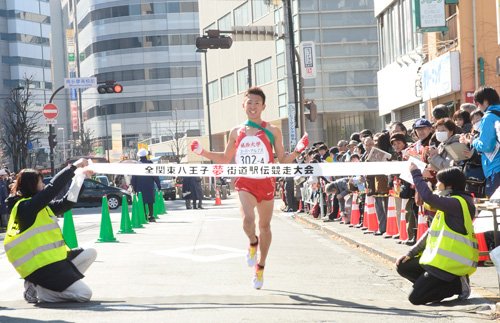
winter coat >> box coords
[428,134,461,172]
[130,158,161,204]
[182,177,203,200]
[472,105,500,178]
[0,178,8,214]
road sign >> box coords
[43,103,58,119]
[64,77,97,89]
[299,41,317,79]
[45,119,57,125]
[288,104,297,147]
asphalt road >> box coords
[0,198,495,322]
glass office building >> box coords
[67,0,204,158]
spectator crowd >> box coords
[278,85,500,247]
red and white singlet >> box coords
[233,121,276,202]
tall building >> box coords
[0,0,54,164]
[53,0,204,161]
[198,0,381,150]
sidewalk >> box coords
[292,210,500,303]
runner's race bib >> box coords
[236,136,270,178]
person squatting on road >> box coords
[190,86,309,289]
[396,163,478,305]
[4,158,97,303]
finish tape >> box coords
[89,161,414,178]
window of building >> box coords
[252,0,269,21]
[234,2,250,26]
[208,80,219,103]
[221,73,235,98]
[255,57,272,86]
[237,68,248,93]
[218,13,231,35]
[321,0,373,11]
[298,0,319,12]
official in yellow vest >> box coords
[396,164,478,305]
[4,159,97,303]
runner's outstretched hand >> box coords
[190,140,204,155]
[295,133,309,153]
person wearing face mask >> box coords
[428,118,461,172]
[461,110,485,197]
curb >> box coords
[293,213,401,263]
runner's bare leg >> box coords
[255,198,274,267]
[238,191,258,245]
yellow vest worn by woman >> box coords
[419,195,479,276]
[4,198,67,278]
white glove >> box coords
[295,133,309,153]
[190,140,204,155]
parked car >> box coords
[159,176,176,200]
[42,177,131,209]
[80,178,132,209]
[96,175,110,186]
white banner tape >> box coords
[89,161,412,177]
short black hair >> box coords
[329,147,339,155]
[318,144,328,151]
[432,104,449,120]
[244,86,266,104]
[436,167,466,191]
[350,132,361,143]
[474,85,500,106]
[350,153,360,161]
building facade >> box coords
[376,0,500,128]
[198,0,382,152]
[0,0,55,166]
[54,0,204,161]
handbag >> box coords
[311,202,320,218]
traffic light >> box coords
[48,134,57,148]
[304,100,317,122]
[196,36,233,49]
[97,82,123,94]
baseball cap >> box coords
[413,118,432,128]
[347,140,358,147]
[137,148,149,157]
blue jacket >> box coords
[472,105,500,178]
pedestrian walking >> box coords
[131,148,161,222]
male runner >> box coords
[190,86,309,289]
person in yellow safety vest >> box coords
[396,164,479,305]
[4,159,96,303]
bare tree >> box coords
[1,78,42,172]
[72,126,95,156]
[166,108,187,163]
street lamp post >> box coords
[196,48,212,154]
[100,106,110,162]
[57,127,66,163]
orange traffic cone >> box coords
[476,232,491,262]
[366,196,379,233]
[399,198,408,241]
[386,196,399,237]
[351,193,360,226]
[214,187,222,205]
[361,198,369,230]
[416,207,428,241]
[298,200,303,211]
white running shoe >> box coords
[246,238,258,267]
[253,265,264,289]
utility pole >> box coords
[283,0,299,148]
